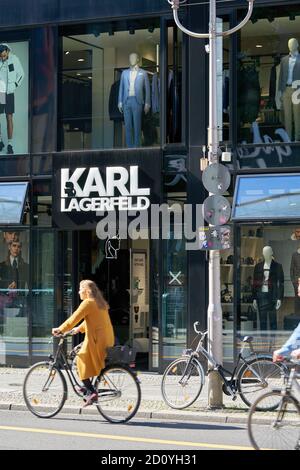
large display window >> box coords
[237,6,300,147]
[59,20,161,151]
[0,230,29,365]
[0,41,28,156]
[235,225,300,355]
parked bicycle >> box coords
[23,332,141,424]
[248,359,300,450]
[161,322,285,410]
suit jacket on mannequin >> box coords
[252,260,284,302]
[118,68,150,107]
[278,54,300,93]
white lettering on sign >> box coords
[60,166,151,212]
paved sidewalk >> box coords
[1,367,298,424]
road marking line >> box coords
[0,425,254,450]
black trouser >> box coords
[82,379,96,394]
[257,292,277,331]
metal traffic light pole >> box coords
[167,0,255,407]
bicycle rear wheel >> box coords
[161,357,204,409]
[95,364,141,423]
[23,361,67,418]
[237,356,284,410]
[248,391,300,450]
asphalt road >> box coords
[0,409,254,451]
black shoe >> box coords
[7,144,14,154]
[0,141,4,152]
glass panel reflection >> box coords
[0,182,28,223]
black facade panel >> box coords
[0,0,169,28]
[52,148,162,229]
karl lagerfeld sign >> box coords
[61,166,151,212]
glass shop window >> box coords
[236,224,300,356]
[237,6,300,147]
[0,229,29,365]
[0,40,29,156]
[59,19,161,151]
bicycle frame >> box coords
[50,336,126,401]
[281,363,300,398]
[50,337,83,397]
[190,331,274,396]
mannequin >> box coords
[278,38,300,141]
[118,53,151,148]
[290,244,300,315]
[252,246,284,331]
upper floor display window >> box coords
[0,41,28,156]
[59,20,161,151]
[237,6,300,165]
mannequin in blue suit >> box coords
[118,53,150,148]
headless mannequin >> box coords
[253,246,281,312]
[278,38,300,141]
[118,53,150,148]
[118,53,150,115]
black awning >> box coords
[232,174,300,221]
[0,182,28,224]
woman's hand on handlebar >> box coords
[52,328,62,337]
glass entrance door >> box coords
[75,232,150,369]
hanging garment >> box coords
[108,80,123,121]
[237,63,261,125]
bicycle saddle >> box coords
[241,336,254,343]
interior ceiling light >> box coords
[77,58,85,62]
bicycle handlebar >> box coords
[53,330,76,339]
[193,321,207,338]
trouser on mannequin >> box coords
[257,292,277,331]
[282,86,300,141]
[123,96,143,148]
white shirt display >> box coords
[129,66,139,97]
[10,255,18,268]
[261,261,271,293]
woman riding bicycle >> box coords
[273,322,300,362]
[52,279,114,406]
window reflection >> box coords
[0,230,29,364]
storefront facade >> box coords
[0,0,299,371]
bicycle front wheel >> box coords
[237,356,284,410]
[95,364,141,423]
[248,391,300,450]
[161,357,204,410]
[23,361,67,418]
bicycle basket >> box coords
[106,345,137,365]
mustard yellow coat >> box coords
[58,298,114,380]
